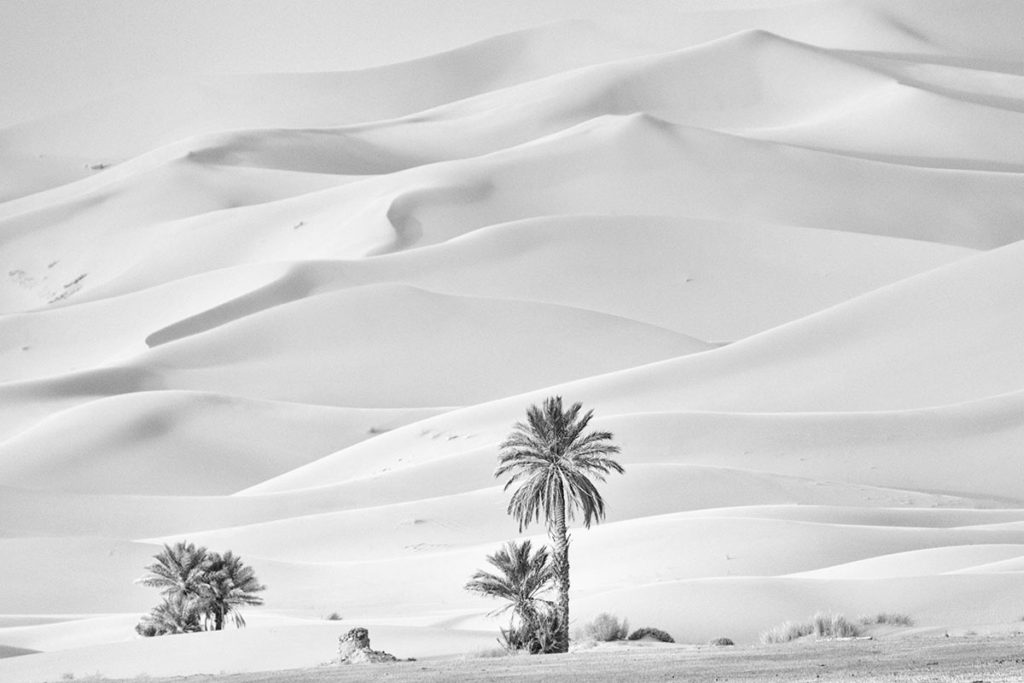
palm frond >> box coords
[465,540,555,619]
[198,550,267,629]
[495,396,624,531]
[136,541,210,598]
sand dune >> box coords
[0,283,705,440]
[3,214,968,350]
[2,1,1023,681]
[789,545,1024,579]
[370,114,1024,250]
[0,284,709,426]
[10,112,1007,309]
[9,25,1017,310]
[135,284,709,404]
[246,242,1024,498]
[0,21,638,201]
[0,391,443,494]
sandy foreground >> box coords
[40,633,1024,683]
[2,0,1024,680]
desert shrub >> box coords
[500,606,564,654]
[134,622,159,638]
[326,612,343,621]
[709,637,734,646]
[812,612,862,638]
[859,612,913,627]
[627,627,675,643]
[582,613,629,642]
[761,613,862,644]
[498,622,527,652]
[759,620,814,644]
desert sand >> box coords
[1,1,1023,680]
[78,634,1024,683]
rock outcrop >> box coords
[338,627,400,664]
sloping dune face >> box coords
[2,0,1024,679]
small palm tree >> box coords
[137,541,210,603]
[137,541,266,634]
[136,594,203,636]
[465,540,557,653]
[495,396,624,652]
[465,540,554,623]
[199,550,266,630]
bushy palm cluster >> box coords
[135,541,266,636]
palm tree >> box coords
[495,396,624,652]
[137,541,210,603]
[465,539,555,626]
[137,542,266,633]
[199,550,266,630]
[136,594,203,636]
[465,539,558,653]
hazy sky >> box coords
[0,0,642,127]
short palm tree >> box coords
[495,396,624,652]
[136,594,203,636]
[137,541,265,634]
[465,539,554,624]
[199,550,266,630]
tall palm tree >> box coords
[137,541,210,603]
[199,550,266,630]
[465,539,555,626]
[495,396,624,652]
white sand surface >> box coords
[1,1,1023,681]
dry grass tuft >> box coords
[860,613,914,627]
[761,612,863,644]
[812,612,862,638]
[760,620,814,644]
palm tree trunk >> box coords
[214,605,224,631]
[551,487,571,653]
